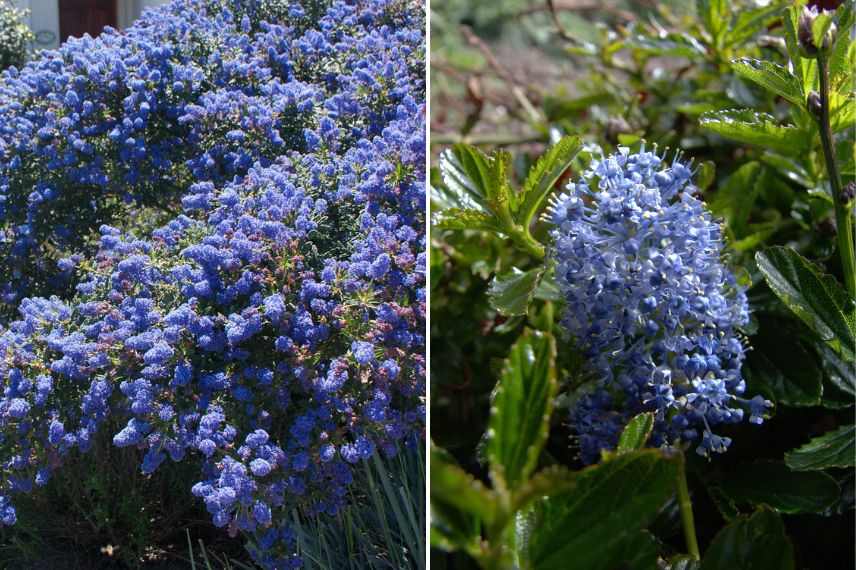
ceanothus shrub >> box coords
[548,148,771,463]
[0,0,390,316]
[0,0,425,567]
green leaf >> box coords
[487,330,558,490]
[744,316,823,407]
[631,32,708,58]
[512,466,580,512]
[709,161,764,238]
[726,4,785,47]
[756,247,856,361]
[543,94,613,122]
[717,461,839,514]
[700,110,808,155]
[817,342,856,398]
[697,0,729,46]
[430,443,495,552]
[488,267,544,317]
[616,412,655,453]
[433,208,504,233]
[524,451,679,570]
[439,145,493,211]
[731,58,803,106]
[696,160,716,190]
[700,507,794,570]
[785,424,855,471]
[517,136,581,227]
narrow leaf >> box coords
[785,424,855,471]
[487,330,558,490]
[517,136,581,227]
[616,412,655,453]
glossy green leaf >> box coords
[701,507,794,570]
[488,267,544,317]
[756,247,856,361]
[439,145,493,211]
[817,342,856,398]
[744,316,823,407]
[517,136,581,227]
[731,58,803,106]
[487,330,557,490]
[700,110,808,155]
[433,208,504,233]
[616,412,655,453]
[525,451,678,570]
[717,461,839,514]
[785,424,855,471]
[430,443,495,551]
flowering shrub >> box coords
[0,0,423,315]
[549,148,771,462]
[0,0,425,567]
[0,3,31,71]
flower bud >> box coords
[798,6,819,56]
[807,91,823,117]
[842,181,856,206]
[798,6,838,57]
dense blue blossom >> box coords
[0,0,425,567]
[549,147,770,463]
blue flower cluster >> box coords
[548,147,770,463]
[0,1,425,567]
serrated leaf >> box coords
[439,145,493,211]
[744,316,823,407]
[487,330,558,490]
[488,267,544,317]
[433,208,504,233]
[731,58,803,106]
[700,110,808,155]
[717,461,839,514]
[524,451,679,570]
[667,556,702,570]
[517,136,581,227]
[616,412,655,453]
[785,424,855,471]
[756,247,856,361]
[430,443,495,551]
[700,507,794,570]
[816,342,856,398]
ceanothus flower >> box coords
[548,147,771,463]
